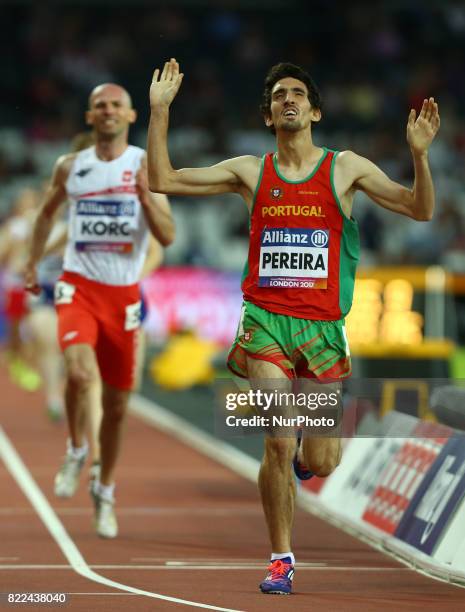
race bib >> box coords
[258,228,329,289]
[54,281,76,305]
[74,199,137,253]
[125,300,142,331]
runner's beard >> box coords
[281,118,302,132]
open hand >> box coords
[407,98,440,156]
[150,58,184,109]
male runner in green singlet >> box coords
[147,58,440,594]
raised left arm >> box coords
[348,98,440,221]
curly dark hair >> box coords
[260,62,322,134]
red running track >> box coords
[0,364,464,611]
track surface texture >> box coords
[0,365,464,611]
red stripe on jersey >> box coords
[78,185,137,198]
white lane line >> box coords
[0,507,260,516]
[0,426,242,612]
[128,395,465,590]
[132,558,269,562]
[131,558,329,564]
[0,564,408,571]
[165,561,327,567]
[130,397,435,578]
[67,592,138,596]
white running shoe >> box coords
[54,450,86,498]
[91,488,118,539]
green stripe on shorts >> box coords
[227,300,351,380]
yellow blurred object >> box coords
[150,332,220,390]
[347,277,424,345]
[8,357,42,392]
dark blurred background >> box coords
[2,0,465,269]
[2,0,465,385]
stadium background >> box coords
[2,0,465,382]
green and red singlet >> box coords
[242,148,360,321]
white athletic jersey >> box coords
[64,145,149,286]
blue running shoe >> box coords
[293,429,314,480]
[259,557,294,594]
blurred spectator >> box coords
[1,2,465,269]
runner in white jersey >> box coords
[24,83,175,538]
[64,144,149,285]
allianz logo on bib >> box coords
[310,230,328,247]
[77,199,136,217]
[259,227,329,288]
[261,228,329,248]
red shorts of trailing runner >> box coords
[4,286,29,321]
[55,271,141,391]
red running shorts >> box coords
[55,271,141,391]
[4,286,29,321]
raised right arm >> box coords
[147,58,258,198]
[24,154,73,293]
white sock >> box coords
[67,438,88,460]
[97,481,115,502]
[271,552,295,564]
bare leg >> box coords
[301,436,342,476]
[63,344,100,448]
[6,320,23,357]
[247,357,295,553]
[259,436,296,552]
[86,376,103,463]
[99,382,130,486]
[27,307,64,412]
[132,328,146,392]
[298,380,343,477]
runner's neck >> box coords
[94,139,129,162]
[274,132,321,176]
